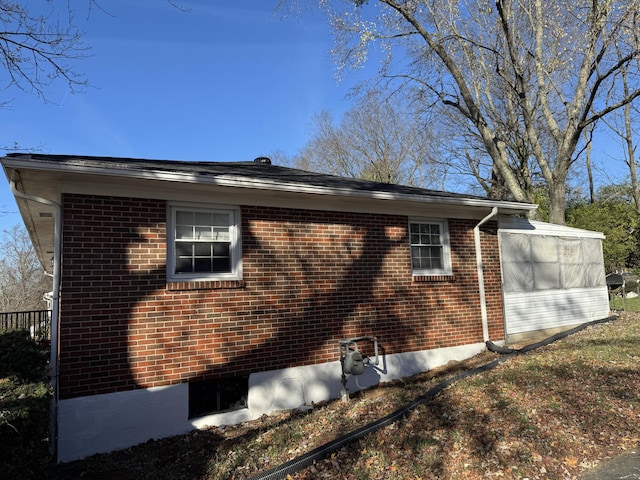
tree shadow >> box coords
[58,197,498,464]
[60,198,496,393]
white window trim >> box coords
[167,203,242,282]
[409,218,452,276]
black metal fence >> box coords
[0,310,52,341]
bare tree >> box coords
[294,90,445,188]
[297,0,640,224]
[616,60,640,214]
[621,84,640,215]
[0,1,96,102]
[600,49,640,213]
[0,225,51,312]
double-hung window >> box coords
[167,204,241,281]
[409,219,452,276]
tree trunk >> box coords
[624,94,640,214]
[585,127,595,204]
[548,171,568,225]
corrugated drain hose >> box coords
[247,316,616,480]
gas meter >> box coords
[341,346,365,375]
[338,336,379,402]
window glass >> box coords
[176,211,193,225]
[168,205,240,281]
[409,219,451,275]
[194,211,212,225]
[176,225,192,240]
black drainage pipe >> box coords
[487,315,617,355]
[248,315,618,480]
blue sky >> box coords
[0,0,633,230]
[0,0,367,227]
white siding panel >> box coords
[504,287,610,335]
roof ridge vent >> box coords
[253,157,271,165]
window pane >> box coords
[176,257,192,273]
[176,211,193,225]
[194,243,212,256]
[213,227,230,241]
[195,225,213,239]
[531,236,558,262]
[195,211,212,225]
[560,238,582,264]
[503,261,533,292]
[533,262,561,290]
[501,234,530,263]
[176,225,192,240]
[214,257,231,272]
[213,213,230,227]
[213,243,230,256]
[583,239,602,264]
[563,263,585,289]
[194,258,212,272]
[176,243,192,256]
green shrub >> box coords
[0,330,49,382]
[0,330,52,479]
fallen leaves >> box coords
[34,313,640,480]
[279,315,640,480]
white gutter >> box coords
[9,180,61,459]
[474,207,499,343]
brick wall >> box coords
[59,194,504,399]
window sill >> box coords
[167,279,246,291]
[412,274,456,282]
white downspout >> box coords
[474,207,498,343]
[9,180,61,459]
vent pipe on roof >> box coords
[254,157,271,165]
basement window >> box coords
[188,376,249,418]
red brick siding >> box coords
[59,194,504,399]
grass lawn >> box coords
[2,311,640,479]
[609,294,640,312]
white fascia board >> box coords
[2,157,537,214]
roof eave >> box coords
[1,156,537,215]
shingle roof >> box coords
[5,153,525,205]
